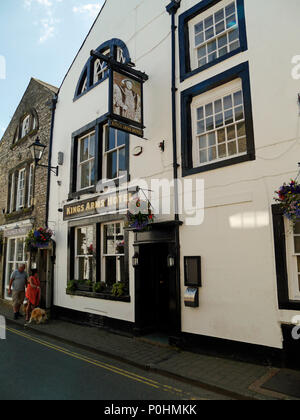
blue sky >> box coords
[0,0,105,137]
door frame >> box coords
[133,221,182,340]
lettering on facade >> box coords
[63,191,133,220]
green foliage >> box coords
[111,282,126,298]
[93,282,106,293]
[67,280,77,293]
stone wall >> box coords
[0,78,58,298]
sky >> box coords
[0,0,105,137]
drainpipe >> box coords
[45,94,58,228]
[166,0,181,222]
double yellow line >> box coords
[6,326,195,399]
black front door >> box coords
[138,243,170,334]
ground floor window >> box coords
[75,225,95,283]
[286,219,300,301]
[102,222,125,286]
[5,237,27,299]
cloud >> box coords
[24,0,61,44]
[73,3,103,19]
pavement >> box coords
[1,300,299,401]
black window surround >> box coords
[69,114,130,200]
[178,0,248,82]
[67,213,130,302]
[181,61,255,177]
[272,204,300,311]
[74,38,131,101]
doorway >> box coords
[137,243,170,334]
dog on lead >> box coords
[23,303,48,325]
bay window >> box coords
[286,220,300,301]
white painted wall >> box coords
[49,0,300,347]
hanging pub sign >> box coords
[90,50,148,139]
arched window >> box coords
[13,109,39,145]
[75,39,131,99]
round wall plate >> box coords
[132,146,143,157]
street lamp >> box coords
[29,138,58,176]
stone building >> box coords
[0,78,58,308]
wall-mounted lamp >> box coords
[167,254,175,268]
[159,140,165,152]
[28,137,59,176]
[132,252,139,268]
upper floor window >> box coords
[70,124,129,198]
[21,115,31,138]
[181,62,255,176]
[192,79,246,167]
[16,168,25,211]
[77,132,96,191]
[8,163,35,213]
[75,39,131,99]
[94,49,110,84]
[103,127,127,181]
[13,111,39,145]
[193,1,239,70]
[179,0,247,81]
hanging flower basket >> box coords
[274,179,300,225]
[126,198,154,231]
[25,227,53,251]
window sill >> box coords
[5,207,34,221]
[66,289,131,303]
[11,129,38,149]
[68,187,96,201]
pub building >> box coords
[0,78,58,309]
[48,0,300,365]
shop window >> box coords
[5,237,27,299]
[77,131,96,191]
[179,0,247,81]
[75,225,95,282]
[181,62,255,176]
[285,220,300,301]
[102,222,125,286]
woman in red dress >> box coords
[25,269,41,322]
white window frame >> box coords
[189,0,240,71]
[9,173,15,213]
[77,131,95,191]
[74,226,94,282]
[16,169,25,211]
[101,222,125,285]
[285,220,300,301]
[28,164,34,208]
[191,78,246,168]
[5,236,27,300]
[21,115,31,138]
[94,48,110,84]
[103,126,127,182]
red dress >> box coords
[26,276,41,307]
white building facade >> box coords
[48,0,300,365]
